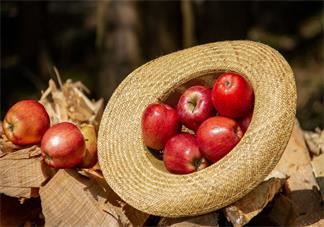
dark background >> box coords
[1,1,323,130]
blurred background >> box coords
[1,1,323,130]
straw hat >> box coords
[98,40,296,217]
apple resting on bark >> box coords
[2,100,50,145]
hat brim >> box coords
[98,40,296,217]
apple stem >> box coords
[194,158,202,169]
[235,125,243,139]
[45,152,52,160]
[225,80,231,87]
[7,122,14,132]
[188,97,198,113]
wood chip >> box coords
[80,168,149,226]
[0,145,51,199]
[0,157,45,188]
[40,170,148,226]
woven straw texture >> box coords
[98,40,297,217]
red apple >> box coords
[79,124,98,168]
[197,116,243,163]
[41,122,85,169]
[142,103,180,150]
[211,72,254,119]
[163,133,208,174]
[177,85,214,130]
[238,111,253,134]
[2,100,50,145]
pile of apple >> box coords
[142,72,254,174]
[2,100,97,169]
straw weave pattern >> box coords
[98,41,296,217]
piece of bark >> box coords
[0,145,54,199]
[311,153,324,201]
[0,156,44,197]
[268,194,297,226]
[0,133,22,155]
[304,128,324,155]
[1,145,41,160]
[224,176,286,227]
[273,121,322,222]
[79,168,149,226]
[40,169,148,226]
[0,149,43,188]
[158,213,219,227]
[293,209,324,227]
